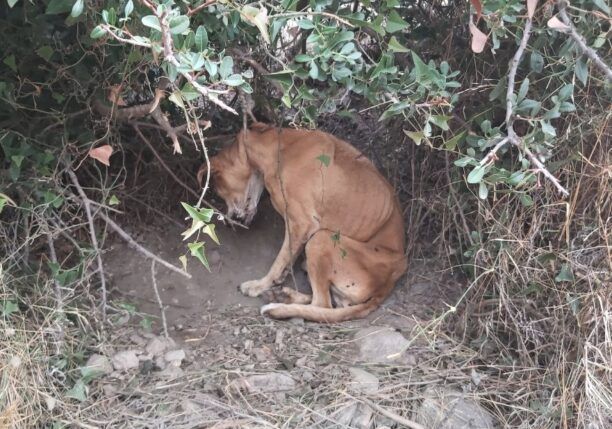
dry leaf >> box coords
[527,0,538,19]
[470,0,483,21]
[469,17,488,53]
[88,145,113,166]
[107,84,127,106]
[547,16,570,32]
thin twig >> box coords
[98,210,192,278]
[46,231,65,354]
[150,261,169,338]
[557,2,612,82]
[187,0,216,17]
[272,11,354,27]
[65,167,108,320]
[479,137,510,166]
[359,397,425,429]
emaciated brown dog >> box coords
[198,123,407,322]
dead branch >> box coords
[557,2,612,82]
[98,210,192,278]
[46,231,65,354]
[187,0,216,17]
[65,167,108,320]
[479,16,570,197]
[131,125,248,229]
[150,261,169,338]
[359,397,425,429]
[479,137,510,166]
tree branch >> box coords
[557,2,612,82]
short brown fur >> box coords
[201,124,407,322]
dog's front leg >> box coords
[240,224,306,297]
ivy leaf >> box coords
[36,46,54,62]
[88,145,113,166]
[181,202,214,223]
[429,115,451,131]
[108,195,120,206]
[555,264,575,283]
[316,153,330,167]
[387,36,409,53]
[403,130,425,146]
[7,0,19,8]
[179,254,188,271]
[1,300,19,317]
[3,55,17,73]
[202,224,220,245]
[241,5,270,44]
[469,18,487,53]
[65,380,87,402]
[188,242,210,271]
[386,10,408,33]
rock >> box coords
[416,387,495,429]
[348,367,379,394]
[85,354,113,376]
[333,402,373,429]
[111,350,140,371]
[159,365,184,378]
[231,372,296,393]
[353,327,416,365]
[164,349,186,365]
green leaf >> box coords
[0,197,6,215]
[316,153,330,167]
[124,0,134,17]
[530,51,544,73]
[429,115,451,131]
[141,15,161,32]
[294,54,313,63]
[444,130,466,151]
[70,0,84,18]
[7,0,19,8]
[517,78,529,102]
[592,0,610,14]
[90,25,106,39]
[403,130,425,146]
[308,62,319,80]
[541,121,556,136]
[46,0,73,14]
[3,55,17,73]
[11,155,24,168]
[558,83,573,101]
[65,380,87,402]
[467,165,486,184]
[241,5,270,44]
[386,10,409,33]
[478,182,488,200]
[179,254,188,271]
[202,224,220,245]
[188,242,210,271]
[575,57,588,86]
[36,46,54,62]
[223,74,245,86]
[195,26,208,51]
[555,264,575,283]
[454,156,475,167]
[169,15,190,35]
[298,19,315,29]
[1,300,19,317]
[108,195,120,206]
[387,36,409,53]
[181,202,213,223]
[519,193,534,207]
[219,56,234,79]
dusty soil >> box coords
[105,198,462,344]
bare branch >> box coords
[65,167,108,320]
[187,0,216,17]
[359,397,425,429]
[557,2,612,82]
[151,261,169,338]
[479,137,510,166]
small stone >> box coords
[85,354,113,375]
[159,364,184,378]
[231,372,296,393]
[416,387,495,429]
[244,339,254,351]
[145,336,176,356]
[111,350,140,371]
[164,349,186,365]
[348,367,379,394]
[353,327,416,365]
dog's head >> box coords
[197,134,264,226]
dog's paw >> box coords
[239,279,269,297]
[260,303,284,317]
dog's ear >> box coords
[250,122,273,133]
[196,161,216,188]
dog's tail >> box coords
[260,294,386,323]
